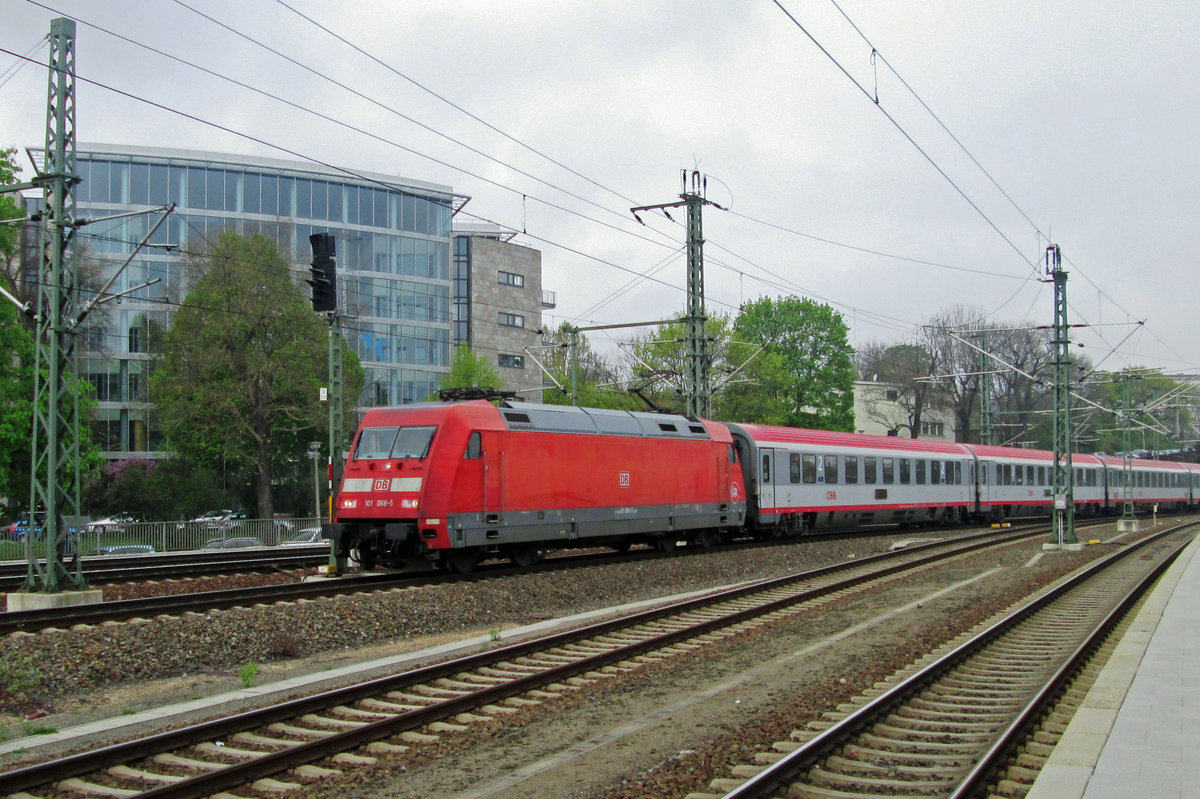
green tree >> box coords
[0,147,25,282]
[625,313,735,414]
[0,286,35,514]
[438,342,502,396]
[718,296,855,430]
[538,322,637,409]
[83,457,227,521]
[150,232,363,519]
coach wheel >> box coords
[508,544,539,569]
[693,528,719,549]
[656,534,679,552]
[610,541,632,553]
[447,548,481,574]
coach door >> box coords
[758,448,776,513]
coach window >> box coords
[882,458,895,484]
[1037,466,1045,486]
[802,454,817,484]
[845,456,858,484]
[864,457,877,484]
[464,432,482,459]
[789,453,802,484]
[1014,466,1023,486]
[916,460,926,485]
[929,460,940,484]
[899,459,911,484]
[762,454,771,484]
[954,462,962,484]
[1027,466,1035,485]
[826,456,839,484]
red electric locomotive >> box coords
[326,400,746,572]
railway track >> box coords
[0,523,1059,798]
[0,525,985,635]
[0,549,331,593]
[696,521,1196,799]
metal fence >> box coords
[73,516,326,555]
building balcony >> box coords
[541,289,557,309]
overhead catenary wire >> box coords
[2,2,1180,374]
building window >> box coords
[498,354,525,369]
[498,270,524,287]
[921,420,944,436]
[498,312,525,328]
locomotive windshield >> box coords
[353,425,436,460]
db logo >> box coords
[618,472,631,487]
[373,479,389,491]
[730,482,741,500]
[826,490,837,501]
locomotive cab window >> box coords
[354,425,436,460]
[464,432,482,460]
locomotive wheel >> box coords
[355,546,377,572]
[447,549,481,574]
[507,544,539,569]
[656,534,678,552]
[693,528,719,549]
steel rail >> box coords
[0,548,331,591]
[718,520,1197,799]
[0,525,1051,798]
[0,522,1051,634]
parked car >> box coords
[177,509,234,531]
[85,512,139,535]
[201,536,264,549]
[215,511,295,535]
[5,513,76,541]
[282,528,327,545]
[6,517,32,540]
[216,510,248,531]
[93,544,155,556]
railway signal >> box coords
[308,232,337,313]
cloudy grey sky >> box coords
[2,0,1196,374]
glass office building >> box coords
[43,144,466,460]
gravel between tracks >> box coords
[0,521,1164,797]
[0,534,916,733]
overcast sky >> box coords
[2,0,1196,375]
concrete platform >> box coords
[1027,531,1200,799]
[6,589,103,611]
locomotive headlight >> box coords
[401,498,419,509]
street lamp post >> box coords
[308,442,321,521]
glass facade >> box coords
[59,146,463,459]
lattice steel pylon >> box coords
[631,171,721,418]
[1046,244,1076,546]
[25,17,86,592]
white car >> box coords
[282,528,327,545]
[85,513,138,534]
